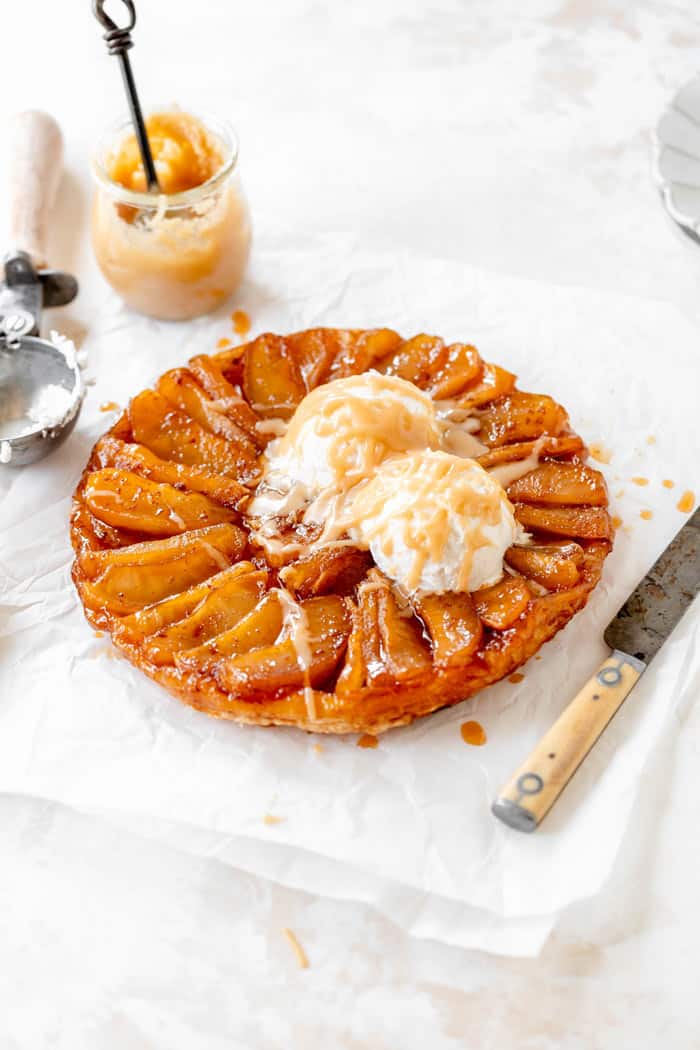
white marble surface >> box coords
[1,1,700,1046]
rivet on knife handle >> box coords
[492,650,645,832]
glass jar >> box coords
[91,112,252,321]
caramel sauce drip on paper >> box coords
[589,443,612,464]
[677,490,695,514]
[460,720,487,746]
[232,309,251,337]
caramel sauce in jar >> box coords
[91,111,251,321]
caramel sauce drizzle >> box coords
[276,587,316,721]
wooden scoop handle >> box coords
[8,111,64,268]
[492,650,645,831]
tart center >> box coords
[248,373,517,594]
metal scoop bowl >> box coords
[0,333,82,468]
[0,112,82,468]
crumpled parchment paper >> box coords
[1,233,698,957]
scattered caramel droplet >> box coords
[508,673,525,684]
[662,479,675,489]
[216,336,231,349]
[357,733,378,749]
[282,928,309,970]
[647,436,656,445]
[93,630,104,638]
[589,443,612,464]
[99,401,119,412]
[631,477,649,486]
[460,720,487,746]
[640,509,653,521]
[677,490,695,514]
[263,813,285,826]
[232,308,251,336]
[312,742,324,754]
[612,515,623,529]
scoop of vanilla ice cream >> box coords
[248,372,443,518]
[343,450,517,593]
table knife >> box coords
[493,507,700,832]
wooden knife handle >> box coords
[8,110,64,268]
[492,650,645,832]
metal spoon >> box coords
[0,111,82,468]
[92,0,160,193]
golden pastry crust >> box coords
[70,328,612,734]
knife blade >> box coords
[492,507,700,832]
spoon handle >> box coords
[92,0,160,193]
[8,111,63,268]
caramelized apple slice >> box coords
[157,369,259,454]
[189,353,241,400]
[505,543,584,590]
[285,329,355,391]
[175,590,284,673]
[279,545,372,598]
[116,562,261,645]
[477,434,584,469]
[213,595,351,698]
[129,390,259,483]
[188,354,264,448]
[375,334,446,387]
[93,436,249,510]
[242,333,306,419]
[143,566,267,666]
[417,591,483,668]
[428,343,482,400]
[71,499,140,554]
[84,468,237,536]
[209,343,246,374]
[473,576,532,630]
[506,462,607,506]
[513,503,613,540]
[457,363,516,409]
[478,392,568,448]
[359,573,432,686]
[335,604,366,696]
[78,522,243,578]
[78,523,245,615]
[327,328,403,380]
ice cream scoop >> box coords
[343,450,517,593]
[248,374,518,593]
[0,112,82,468]
[248,372,443,518]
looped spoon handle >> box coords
[92,0,160,193]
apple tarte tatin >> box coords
[71,329,612,734]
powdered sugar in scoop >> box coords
[0,383,76,442]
